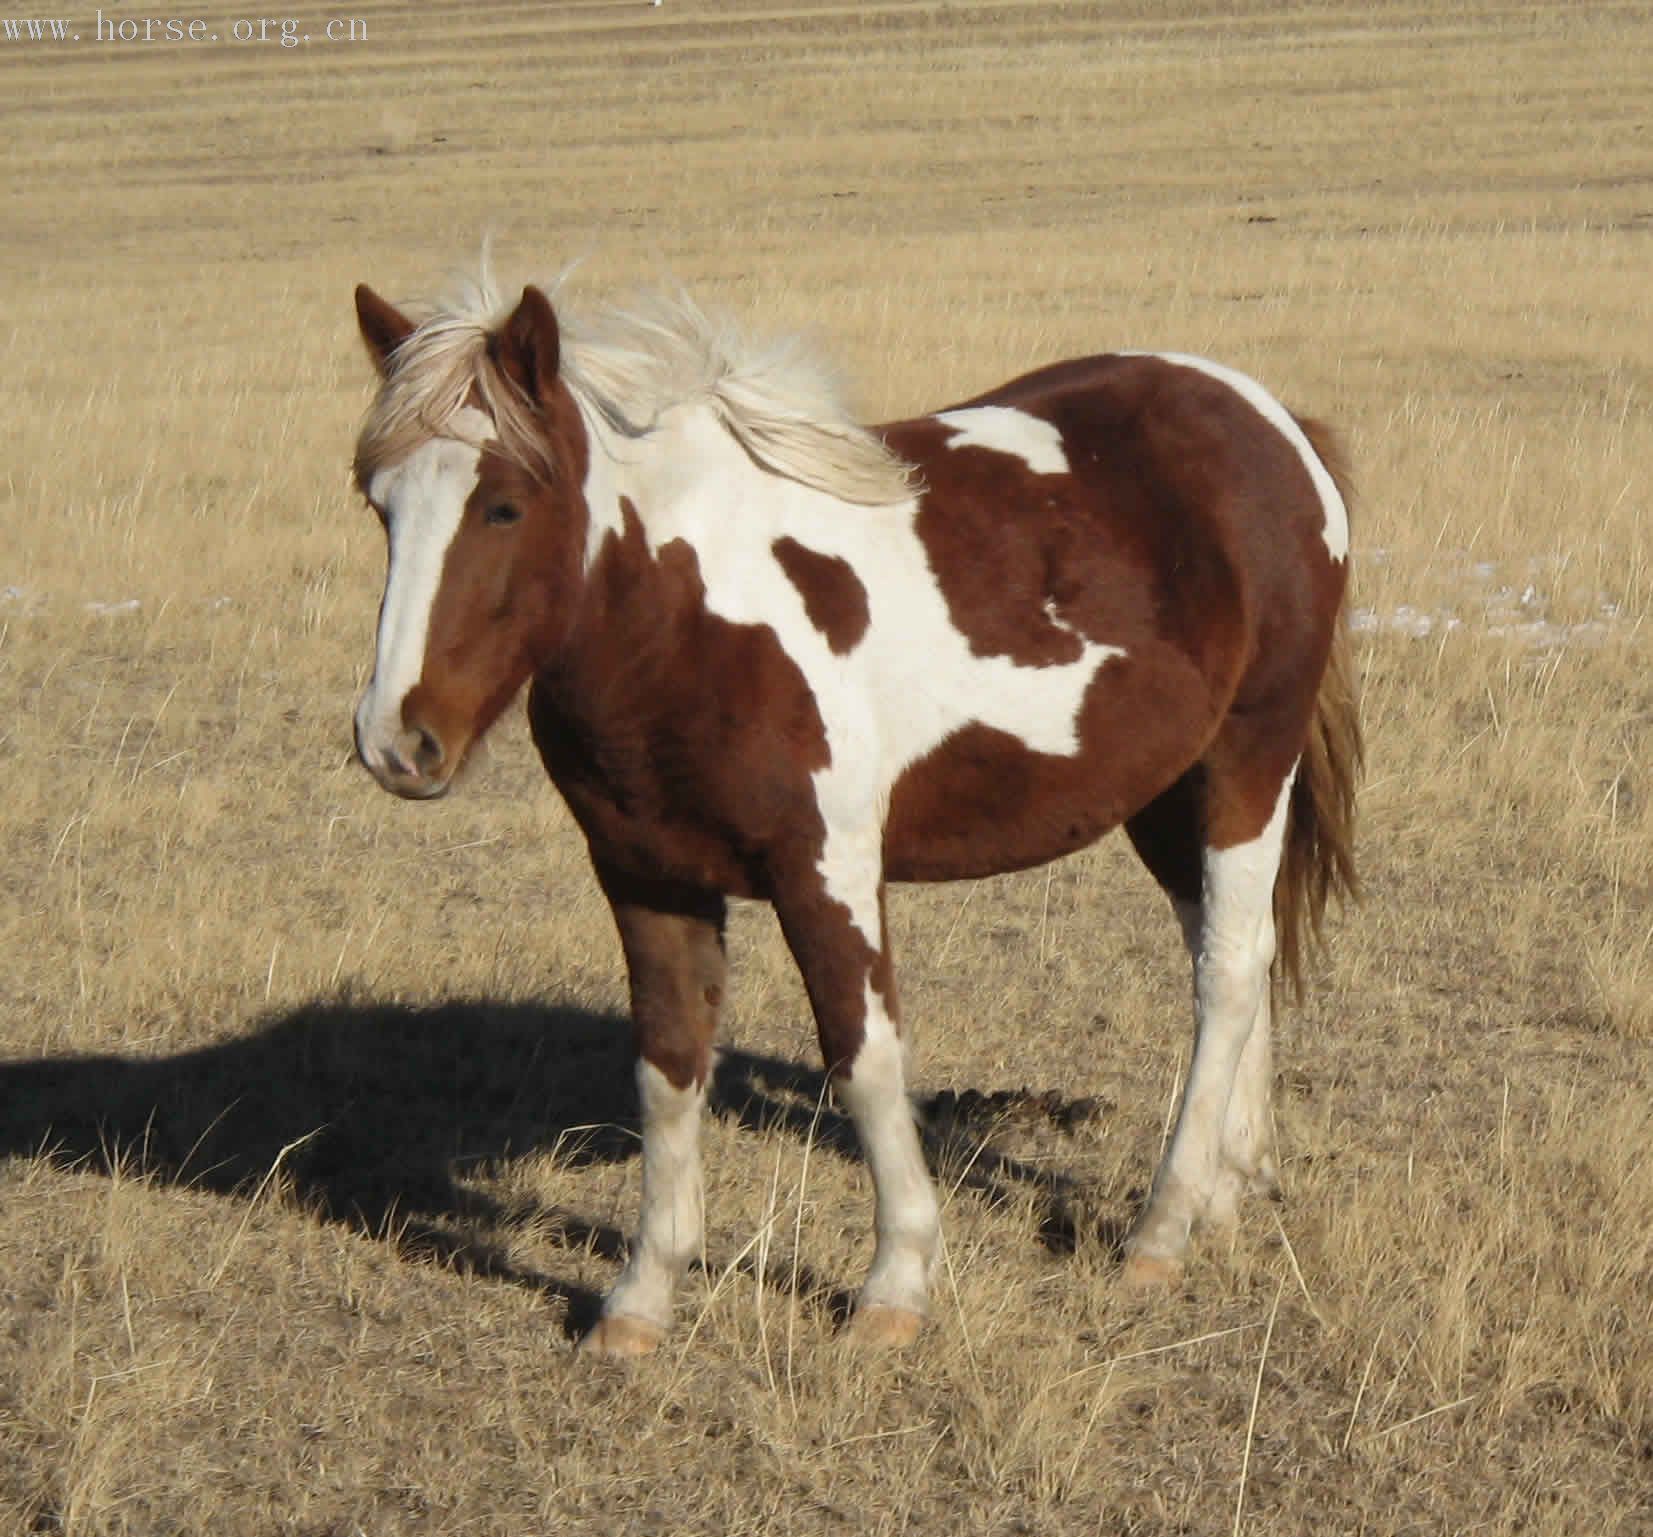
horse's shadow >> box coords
[0,996,1115,1337]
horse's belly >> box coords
[881,651,1224,882]
[881,727,1122,879]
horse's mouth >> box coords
[356,749,458,802]
[380,771,453,802]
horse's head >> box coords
[350,282,588,799]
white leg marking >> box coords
[1211,984,1277,1227]
[603,1058,706,1330]
[835,981,939,1318]
[933,406,1070,475]
[1124,353,1349,562]
[355,414,491,767]
[1132,769,1295,1265]
[1169,893,1275,1228]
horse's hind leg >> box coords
[1128,770,1283,1227]
[1123,750,1294,1284]
[581,865,727,1358]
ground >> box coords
[1,3,1650,1533]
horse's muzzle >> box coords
[354,714,454,800]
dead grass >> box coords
[1,2,1650,1533]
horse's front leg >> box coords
[581,864,727,1358]
[770,844,940,1348]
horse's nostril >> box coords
[410,725,444,776]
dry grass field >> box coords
[2,1,1651,1532]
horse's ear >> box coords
[355,284,415,378]
[494,285,561,407]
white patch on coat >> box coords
[577,398,1123,947]
[932,405,1070,475]
[354,410,489,768]
[1125,353,1349,563]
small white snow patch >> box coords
[1349,549,1628,652]
[1350,605,1460,639]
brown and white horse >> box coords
[348,273,1361,1356]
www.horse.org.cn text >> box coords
[81,11,370,46]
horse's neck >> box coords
[577,399,778,571]
[529,406,727,742]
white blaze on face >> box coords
[933,405,1070,475]
[354,412,490,770]
[1125,353,1350,563]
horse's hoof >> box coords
[845,1303,925,1349]
[1120,1251,1183,1292]
[579,1314,666,1358]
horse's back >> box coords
[889,349,1349,703]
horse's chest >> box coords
[525,680,778,898]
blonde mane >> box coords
[355,266,917,506]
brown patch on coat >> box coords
[771,536,870,655]
[529,497,832,900]
[886,356,1266,681]
[882,644,1223,882]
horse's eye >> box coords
[485,502,521,527]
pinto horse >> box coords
[349,274,1361,1356]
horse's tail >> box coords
[1274,418,1364,1001]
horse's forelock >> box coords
[353,309,558,493]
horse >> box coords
[347,270,1361,1357]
